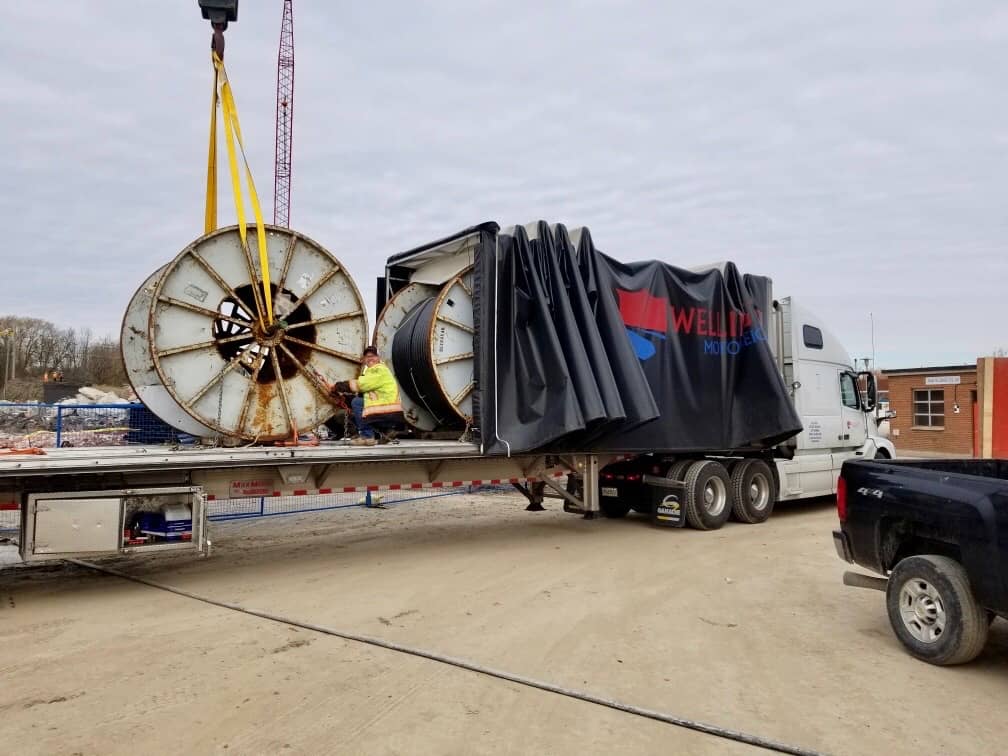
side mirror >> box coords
[857,371,877,412]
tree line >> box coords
[0,316,127,400]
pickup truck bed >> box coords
[834,458,1008,665]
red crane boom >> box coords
[273,0,294,227]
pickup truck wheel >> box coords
[729,459,777,524]
[683,460,732,530]
[886,555,989,665]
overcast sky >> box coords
[2,2,1005,369]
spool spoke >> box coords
[187,351,246,404]
[270,348,296,436]
[278,343,333,402]
[435,351,474,366]
[290,267,339,311]
[236,356,267,434]
[436,313,475,334]
[238,234,268,323]
[186,248,249,308]
[156,332,252,358]
[157,295,250,328]
[283,310,364,331]
[458,278,473,298]
[284,334,361,365]
[277,233,299,293]
[451,381,475,405]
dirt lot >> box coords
[1,492,1006,755]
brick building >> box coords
[883,365,977,456]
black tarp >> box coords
[390,221,802,456]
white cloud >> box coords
[1,1,1006,367]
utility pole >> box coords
[870,312,876,373]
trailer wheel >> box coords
[682,460,732,530]
[666,460,693,483]
[885,555,989,665]
[729,459,777,524]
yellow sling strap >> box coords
[205,51,275,328]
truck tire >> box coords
[682,460,732,530]
[885,555,989,666]
[666,460,693,483]
[729,459,777,524]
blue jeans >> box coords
[351,396,374,438]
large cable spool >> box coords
[123,225,368,441]
[372,282,440,430]
[388,266,475,427]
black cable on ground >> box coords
[67,558,827,756]
[391,297,458,426]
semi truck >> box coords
[0,220,891,564]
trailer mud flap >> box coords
[643,474,686,528]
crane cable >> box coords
[204,51,275,329]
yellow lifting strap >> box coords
[204,51,275,328]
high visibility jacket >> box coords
[353,362,402,418]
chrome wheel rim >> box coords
[703,476,727,517]
[899,578,947,644]
[748,472,771,512]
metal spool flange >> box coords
[121,266,218,438]
[428,266,475,423]
[143,225,368,441]
[373,282,440,430]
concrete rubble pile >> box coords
[0,387,136,448]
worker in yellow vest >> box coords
[330,346,403,446]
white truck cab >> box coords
[772,297,895,501]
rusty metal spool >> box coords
[122,225,368,441]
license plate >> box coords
[601,487,619,497]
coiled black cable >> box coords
[391,297,460,427]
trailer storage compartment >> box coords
[20,486,207,562]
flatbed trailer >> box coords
[0,441,608,563]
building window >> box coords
[803,325,823,349]
[840,373,860,409]
[913,389,944,428]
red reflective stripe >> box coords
[389,484,401,490]
[343,486,356,493]
[0,502,18,511]
[293,489,308,496]
[318,488,332,494]
[272,491,281,497]
[451,481,463,487]
[432,481,444,488]
[366,485,379,492]
[410,483,423,489]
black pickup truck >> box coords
[833,458,1008,665]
